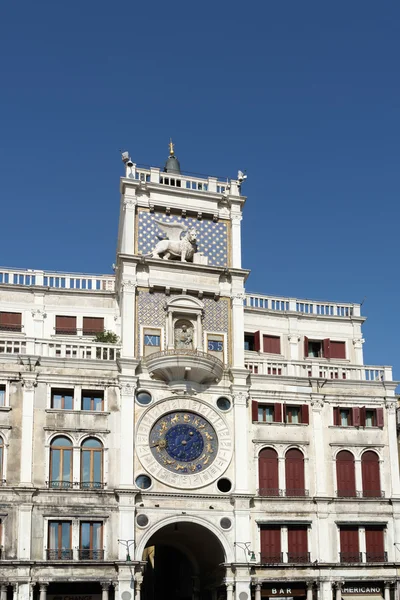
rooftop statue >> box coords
[150,221,197,262]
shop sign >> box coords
[48,595,101,600]
[262,586,305,597]
[342,586,382,595]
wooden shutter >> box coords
[352,407,360,427]
[252,401,259,422]
[304,336,309,358]
[336,450,356,497]
[288,527,308,560]
[282,403,287,423]
[263,335,281,354]
[82,317,104,335]
[361,451,381,497]
[333,407,340,426]
[260,527,281,562]
[55,316,76,335]
[285,449,305,496]
[274,403,282,423]
[365,527,384,561]
[376,408,384,427]
[301,404,309,424]
[323,338,330,359]
[360,406,366,427]
[0,312,22,331]
[258,449,279,496]
[254,331,261,352]
[330,341,346,359]
[340,527,359,560]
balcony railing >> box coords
[245,354,392,382]
[48,480,74,490]
[257,488,309,498]
[46,548,73,560]
[362,490,385,498]
[79,481,106,490]
[0,336,121,361]
[46,481,106,490]
[365,551,387,563]
[336,490,359,498]
[0,267,115,291]
[245,293,359,318]
[78,549,104,560]
[287,552,310,564]
[340,552,362,563]
[260,553,284,564]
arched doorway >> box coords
[141,521,226,600]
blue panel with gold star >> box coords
[138,211,228,267]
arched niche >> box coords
[165,295,204,351]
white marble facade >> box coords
[0,152,398,600]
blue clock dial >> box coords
[150,411,218,474]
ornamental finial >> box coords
[169,138,175,156]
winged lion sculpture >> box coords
[149,220,197,262]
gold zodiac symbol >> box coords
[159,421,168,432]
[170,414,179,424]
[175,464,186,471]
[206,443,213,453]
[205,432,213,440]
[183,414,191,422]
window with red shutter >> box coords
[365,527,385,562]
[323,338,330,359]
[336,450,356,497]
[260,526,282,563]
[340,527,360,563]
[352,407,360,427]
[254,331,261,352]
[251,401,259,422]
[263,335,281,354]
[333,407,340,426]
[288,527,308,563]
[301,404,309,424]
[0,312,22,332]
[330,341,346,359]
[361,451,381,498]
[274,403,282,423]
[285,449,305,497]
[376,408,384,428]
[258,448,279,497]
[55,316,77,335]
[244,333,255,351]
[82,317,104,336]
[360,406,366,426]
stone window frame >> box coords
[46,383,108,413]
[0,382,10,408]
[42,516,108,561]
[204,331,227,363]
[139,325,164,358]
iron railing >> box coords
[79,481,106,490]
[287,552,310,563]
[285,489,309,498]
[336,489,359,498]
[260,553,284,564]
[47,481,106,490]
[46,549,73,560]
[257,488,309,498]
[365,551,387,562]
[47,480,73,489]
[78,549,104,560]
[361,490,385,498]
[340,552,362,563]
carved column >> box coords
[39,583,48,600]
[1,584,7,600]
[135,574,143,600]
[231,214,242,268]
[121,279,136,358]
[226,583,234,600]
[384,582,391,600]
[255,583,262,600]
[306,582,313,600]
[20,377,37,486]
[233,392,249,493]
[101,582,109,600]
[119,381,137,488]
[335,582,343,600]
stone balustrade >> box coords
[245,293,360,318]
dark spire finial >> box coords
[164,138,181,174]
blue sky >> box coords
[0,2,399,377]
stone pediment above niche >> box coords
[166,295,204,315]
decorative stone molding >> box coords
[22,378,37,391]
[120,382,136,396]
[122,280,136,291]
[353,338,365,347]
[310,396,324,409]
[385,400,397,414]
[233,392,249,407]
[123,198,136,209]
[231,214,242,224]
[288,335,301,343]
[31,309,47,320]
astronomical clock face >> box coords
[150,411,218,473]
[136,397,233,489]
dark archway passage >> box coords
[141,521,226,600]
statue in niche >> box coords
[174,321,194,350]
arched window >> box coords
[50,437,73,489]
[336,450,356,497]
[258,448,279,496]
[81,438,103,489]
[285,449,305,497]
[0,436,4,482]
[361,451,381,498]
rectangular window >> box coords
[258,405,275,423]
[260,526,282,563]
[81,390,104,412]
[143,328,161,357]
[340,409,351,427]
[82,317,104,336]
[0,385,5,407]
[288,526,309,563]
[263,335,281,354]
[365,527,386,562]
[307,340,322,358]
[365,409,377,427]
[51,389,74,410]
[330,341,346,359]
[47,521,72,560]
[0,312,22,332]
[79,522,103,560]
[244,333,255,351]
[340,527,360,563]
[286,406,300,424]
[55,316,77,335]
